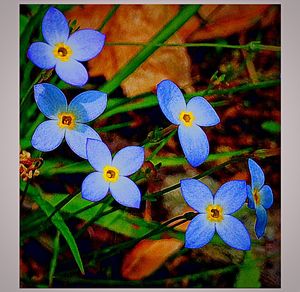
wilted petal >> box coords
[42,7,69,46]
[260,185,274,209]
[110,176,141,208]
[214,180,247,214]
[68,90,107,123]
[185,214,215,248]
[34,83,67,119]
[157,80,186,125]
[216,215,251,250]
[186,96,220,126]
[31,120,64,152]
[255,205,268,239]
[112,146,144,176]
[248,159,265,190]
[55,59,88,87]
[67,29,105,61]
[180,178,213,213]
[65,124,101,159]
[27,42,57,69]
[178,124,209,167]
[81,172,109,202]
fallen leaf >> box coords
[121,238,183,280]
[66,5,200,96]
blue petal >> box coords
[86,139,112,172]
[248,158,265,190]
[260,185,274,209]
[109,176,141,208]
[112,146,144,176]
[67,29,105,61]
[178,124,209,167]
[55,59,88,87]
[34,83,67,119]
[42,7,69,46]
[27,42,57,69]
[157,80,186,125]
[65,124,101,159]
[68,90,107,123]
[185,214,215,248]
[186,96,220,126]
[247,185,255,209]
[255,205,268,239]
[216,215,251,250]
[214,180,247,214]
[81,172,109,202]
[180,178,213,213]
[31,120,64,152]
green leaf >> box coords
[234,251,261,288]
[261,120,281,133]
[24,183,85,274]
[49,231,60,287]
[20,14,29,35]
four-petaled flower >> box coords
[31,83,107,159]
[157,80,220,167]
[82,139,144,208]
[181,178,251,250]
[247,158,274,238]
[27,7,105,87]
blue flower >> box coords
[181,178,250,250]
[157,80,220,167]
[82,139,144,208]
[27,7,105,87]
[247,158,274,238]
[31,83,107,159]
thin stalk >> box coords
[48,230,60,287]
[98,5,120,31]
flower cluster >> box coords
[26,6,275,252]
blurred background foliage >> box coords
[20,4,280,288]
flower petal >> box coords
[180,178,213,213]
[42,7,69,46]
[68,90,107,123]
[109,176,141,208]
[247,185,255,209]
[55,59,88,87]
[27,42,57,69]
[81,172,109,202]
[34,83,67,119]
[65,124,101,159]
[157,80,186,125]
[248,158,265,190]
[260,185,273,209]
[178,124,209,167]
[214,180,247,214]
[31,120,64,152]
[112,146,144,176]
[67,29,105,61]
[186,96,220,126]
[185,214,215,248]
[255,205,268,239]
[216,215,251,250]
[86,139,112,172]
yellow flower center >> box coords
[206,204,224,222]
[103,166,120,183]
[57,112,76,129]
[53,43,73,62]
[179,111,194,127]
[253,188,261,205]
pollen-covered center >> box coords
[253,188,261,205]
[53,43,73,62]
[206,204,224,222]
[179,111,194,127]
[103,166,119,183]
[57,112,76,129]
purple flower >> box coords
[157,80,220,167]
[82,139,144,208]
[181,178,251,250]
[247,159,274,238]
[31,83,107,158]
[27,7,105,87]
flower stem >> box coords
[98,5,120,32]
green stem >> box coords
[98,5,120,31]
[49,231,60,287]
[99,4,201,94]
